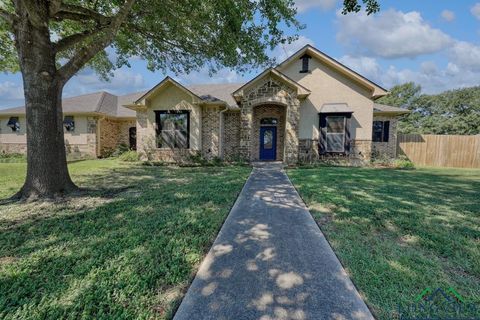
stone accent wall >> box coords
[202,106,221,159]
[222,111,240,160]
[252,105,286,161]
[372,116,398,159]
[298,138,371,163]
[239,76,300,164]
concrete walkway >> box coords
[173,163,374,320]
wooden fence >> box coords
[397,134,480,168]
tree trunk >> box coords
[12,6,78,200]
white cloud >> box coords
[471,3,480,20]
[295,0,338,13]
[440,10,455,22]
[448,41,480,72]
[339,54,480,94]
[336,9,453,58]
[272,35,315,62]
[64,69,146,96]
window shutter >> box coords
[383,121,390,142]
[344,115,351,153]
[319,114,327,154]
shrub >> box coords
[119,150,139,162]
[0,152,26,163]
[392,156,415,169]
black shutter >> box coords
[319,114,327,154]
[344,115,351,153]
[383,121,390,142]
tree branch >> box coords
[0,7,16,26]
[58,0,136,83]
[54,28,106,53]
[54,3,111,25]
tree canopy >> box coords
[378,83,480,135]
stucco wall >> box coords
[0,115,97,158]
[136,82,202,162]
[279,57,374,141]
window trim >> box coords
[155,110,190,149]
[372,120,390,142]
[260,117,278,126]
[318,112,352,155]
[63,115,75,132]
[7,117,19,132]
[299,54,311,73]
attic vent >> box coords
[300,54,311,73]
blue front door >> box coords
[259,126,277,160]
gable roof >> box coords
[276,44,388,99]
[134,76,203,104]
[232,68,310,102]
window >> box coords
[260,117,278,125]
[63,116,75,132]
[263,129,273,149]
[155,110,189,149]
[300,54,311,73]
[372,121,390,142]
[7,117,19,132]
[326,116,346,152]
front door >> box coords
[259,126,276,160]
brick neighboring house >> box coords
[0,45,409,163]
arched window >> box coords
[260,118,278,125]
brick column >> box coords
[239,103,253,161]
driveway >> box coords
[173,163,374,320]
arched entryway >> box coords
[252,104,287,161]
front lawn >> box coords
[288,166,480,319]
[0,160,251,319]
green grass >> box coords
[288,166,480,319]
[0,160,251,319]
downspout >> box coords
[219,104,229,160]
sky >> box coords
[1,0,480,109]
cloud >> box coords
[339,55,480,94]
[440,10,455,22]
[272,35,315,62]
[448,41,480,72]
[471,3,480,20]
[64,69,146,96]
[295,0,338,13]
[336,9,453,58]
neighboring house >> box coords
[0,45,408,163]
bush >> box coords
[392,156,415,169]
[0,152,26,163]
[119,150,139,162]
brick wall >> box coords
[222,111,240,160]
[202,106,221,159]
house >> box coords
[0,45,409,163]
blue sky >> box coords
[1,0,479,109]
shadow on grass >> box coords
[0,165,250,320]
[288,166,480,319]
